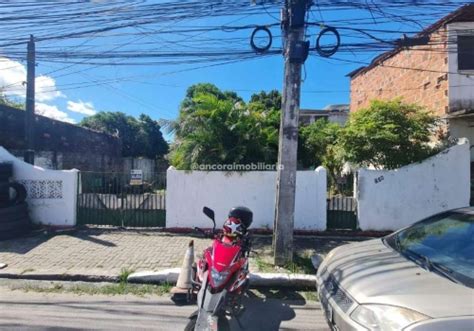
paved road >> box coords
[0,290,329,331]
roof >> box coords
[348,4,474,79]
[323,104,350,111]
[300,104,349,115]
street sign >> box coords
[130,169,143,185]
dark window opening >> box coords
[458,36,474,71]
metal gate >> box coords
[77,172,166,227]
[327,196,357,230]
[327,174,358,230]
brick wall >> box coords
[350,28,449,116]
[0,105,123,171]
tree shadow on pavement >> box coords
[0,228,116,255]
[70,229,116,247]
[0,231,53,254]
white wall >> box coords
[355,139,471,231]
[0,147,78,227]
[327,113,349,126]
[166,167,327,230]
[447,22,474,112]
[449,118,474,161]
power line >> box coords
[0,0,471,112]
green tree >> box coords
[170,85,280,170]
[137,114,169,159]
[298,119,341,169]
[0,91,24,109]
[249,90,281,110]
[247,90,281,162]
[171,83,243,139]
[340,99,439,169]
[298,119,346,193]
[80,112,168,159]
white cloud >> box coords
[1,57,98,124]
[0,58,26,97]
[0,57,64,102]
[36,102,76,124]
[36,75,65,101]
[67,100,97,116]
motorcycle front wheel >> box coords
[184,314,230,331]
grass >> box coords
[253,253,316,275]
[254,256,274,273]
[11,268,171,297]
[301,291,318,302]
[118,268,135,283]
[283,253,315,274]
[14,282,172,297]
[10,281,316,301]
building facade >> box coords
[299,104,349,126]
[348,4,474,162]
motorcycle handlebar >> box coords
[194,227,214,239]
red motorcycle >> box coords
[185,206,253,331]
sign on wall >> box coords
[130,169,143,185]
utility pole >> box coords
[24,34,35,165]
[273,0,311,266]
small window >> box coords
[458,36,474,70]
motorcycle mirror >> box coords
[203,206,215,222]
[203,206,216,232]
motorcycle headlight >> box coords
[350,304,429,330]
[210,267,229,288]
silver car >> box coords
[316,207,474,331]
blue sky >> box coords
[0,1,466,139]
[34,12,356,123]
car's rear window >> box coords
[393,212,474,287]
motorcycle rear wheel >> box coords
[184,315,230,331]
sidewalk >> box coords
[0,227,365,281]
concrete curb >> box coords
[128,269,317,289]
[128,268,181,284]
[0,270,317,289]
[0,273,119,283]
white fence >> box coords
[0,147,79,227]
[166,167,327,230]
[355,139,471,231]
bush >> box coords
[340,99,440,170]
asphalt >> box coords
[0,289,329,331]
